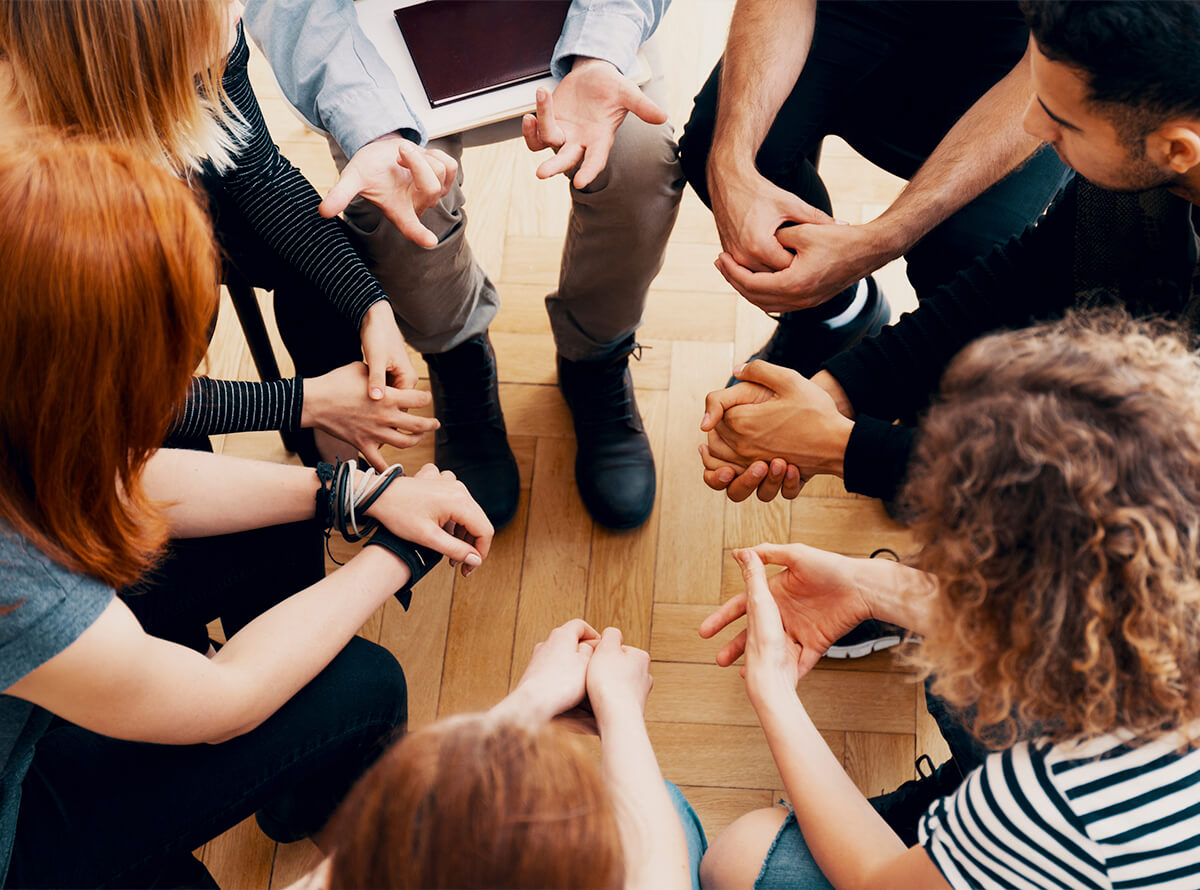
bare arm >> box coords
[707,0,827,272]
[736,549,950,889]
[5,545,409,744]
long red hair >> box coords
[326,715,624,890]
[0,134,216,588]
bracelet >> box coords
[363,526,443,610]
[314,461,337,533]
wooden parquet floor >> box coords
[196,2,949,884]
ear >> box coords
[1148,124,1200,175]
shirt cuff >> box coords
[325,91,427,157]
[552,11,645,79]
[841,415,915,502]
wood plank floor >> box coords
[197,3,948,883]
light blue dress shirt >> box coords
[243,0,668,157]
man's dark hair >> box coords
[1022,0,1200,146]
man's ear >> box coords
[1148,123,1200,175]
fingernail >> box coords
[370,387,383,400]
[718,469,734,484]
[734,363,746,375]
[701,412,711,427]
[751,464,767,479]
[464,553,482,568]
[449,559,458,568]
[463,564,476,577]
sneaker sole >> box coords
[824,635,903,659]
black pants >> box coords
[200,172,364,381]
[678,0,1071,299]
[5,637,405,889]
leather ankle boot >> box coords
[424,333,519,528]
[557,339,656,530]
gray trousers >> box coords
[329,39,683,361]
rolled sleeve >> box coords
[552,0,668,78]
[244,0,426,154]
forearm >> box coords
[599,708,691,890]
[143,450,319,537]
[863,46,1043,259]
[852,557,937,635]
[207,546,409,739]
[754,688,906,888]
[710,0,814,168]
[172,376,303,439]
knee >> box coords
[573,115,683,206]
[328,637,408,731]
[700,806,788,890]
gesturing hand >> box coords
[503,619,602,724]
[521,57,667,189]
[319,133,457,248]
[302,362,439,471]
[362,462,493,567]
[701,543,873,681]
[585,627,653,730]
[359,301,418,397]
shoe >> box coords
[558,339,656,530]
[730,276,891,385]
[825,618,906,658]
[424,333,519,528]
[869,754,967,847]
[826,548,906,658]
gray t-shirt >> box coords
[0,527,113,883]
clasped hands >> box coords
[497,619,653,732]
[698,361,855,502]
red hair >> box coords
[326,716,624,890]
[0,134,216,587]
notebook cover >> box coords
[394,0,572,107]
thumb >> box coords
[622,84,668,126]
[746,541,802,570]
[734,359,799,394]
[702,381,762,430]
[779,197,837,226]
[318,165,364,218]
[363,353,386,401]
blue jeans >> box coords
[754,810,835,890]
[666,781,708,890]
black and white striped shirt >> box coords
[920,730,1200,889]
[172,23,389,439]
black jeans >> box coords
[5,637,405,889]
[678,0,1071,299]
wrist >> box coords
[785,414,853,478]
[747,675,801,715]
[592,698,647,735]
[812,370,856,419]
[861,211,922,260]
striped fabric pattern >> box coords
[217,23,388,331]
[172,376,303,439]
[920,731,1200,890]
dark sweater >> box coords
[172,23,388,438]
[823,175,1198,499]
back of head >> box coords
[0,0,240,174]
[1022,0,1200,145]
[904,310,1200,748]
[326,716,624,890]
[0,133,215,588]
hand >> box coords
[585,627,653,730]
[706,159,835,272]
[715,220,898,313]
[702,543,871,681]
[700,361,854,485]
[302,362,439,470]
[319,133,457,248]
[362,462,493,567]
[521,57,667,189]
[734,548,804,705]
[698,448,805,503]
[501,619,602,724]
[359,301,418,396]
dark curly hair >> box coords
[903,310,1200,749]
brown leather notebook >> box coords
[394,0,572,107]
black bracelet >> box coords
[314,461,337,532]
[364,526,443,610]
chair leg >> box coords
[224,275,309,457]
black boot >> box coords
[558,340,655,530]
[424,333,519,528]
[731,276,891,384]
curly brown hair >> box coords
[903,310,1200,749]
